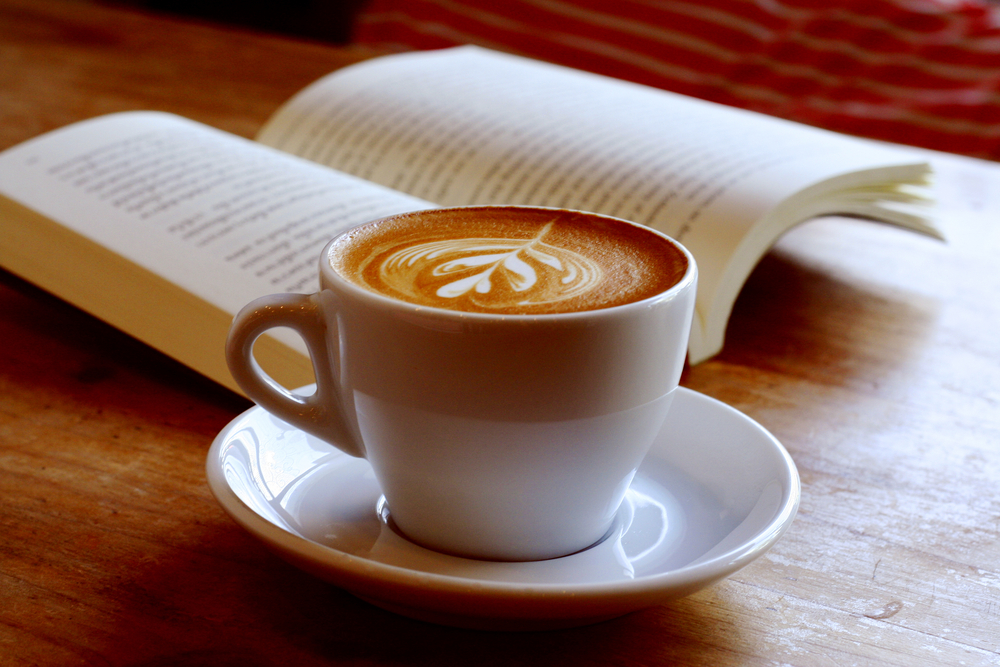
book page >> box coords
[0,112,431,357]
[258,46,934,362]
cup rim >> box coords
[320,205,697,321]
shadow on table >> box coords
[693,230,940,393]
[102,533,744,666]
[0,268,250,420]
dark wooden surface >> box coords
[2,1,998,664]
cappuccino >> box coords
[228,205,698,560]
[330,207,687,314]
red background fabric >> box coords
[352,0,1000,160]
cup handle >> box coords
[225,292,365,458]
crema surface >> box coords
[329,208,687,314]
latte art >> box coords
[378,223,604,310]
[330,207,689,315]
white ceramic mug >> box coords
[226,207,697,561]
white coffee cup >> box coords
[226,206,696,561]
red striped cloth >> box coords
[352,0,1000,160]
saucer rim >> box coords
[206,387,800,620]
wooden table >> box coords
[2,1,998,664]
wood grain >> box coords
[1,1,998,664]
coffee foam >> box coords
[330,208,687,314]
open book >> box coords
[0,46,939,394]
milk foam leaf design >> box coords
[377,222,604,309]
[435,247,539,298]
[433,223,551,298]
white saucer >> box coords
[206,387,800,631]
